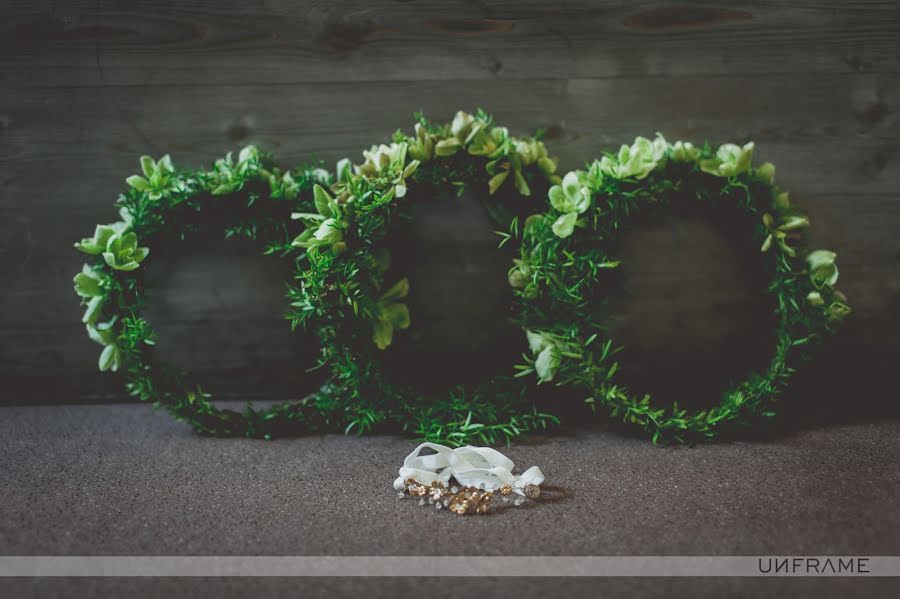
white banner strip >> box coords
[0,556,895,577]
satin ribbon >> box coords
[393,442,545,496]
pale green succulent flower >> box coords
[774,191,791,214]
[670,140,701,163]
[73,264,103,298]
[87,317,121,372]
[508,258,532,289]
[526,330,560,382]
[450,111,477,140]
[807,250,839,287]
[358,142,408,177]
[312,183,339,218]
[336,158,353,183]
[515,139,559,181]
[75,221,128,255]
[444,110,489,152]
[481,127,537,196]
[74,273,105,325]
[292,184,347,251]
[760,212,809,256]
[266,168,303,199]
[372,278,411,350]
[756,162,776,184]
[206,146,263,195]
[102,231,149,271]
[73,264,107,324]
[808,289,850,321]
[290,216,343,250]
[515,140,539,165]
[549,171,590,214]
[126,154,181,200]
[82,296,105,325]
[526,330,549,353]
[434,137,463,157]
[408,123,434,161]
[548,171,591,238]
[600,133,668,180]
[551,212,579,238]
[356,142,418,198]
[393,159,420,199]
[827,293,852,322]
[468,126,508,158]
[700,142,755,177]
[584,160,606,191]
[310,168,331,185]
[313,218,343,245]
[237,145,260,167]
[486,174,507,195]
[75,208,134,258]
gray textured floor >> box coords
[1,404,899,598]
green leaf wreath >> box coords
[74,111,849,445]
[72,146,350,437]
[510,134,850,442]
[285,110,563,445]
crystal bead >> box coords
[450,486,459,494]
[418,498,425,506]
[397,492,405,499]
[502,495,510,503]
[514,497,525,506]
[442,498,450,507]
[427,496,434,504]
[435,502,443,510]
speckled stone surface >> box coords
[1,404,898,598]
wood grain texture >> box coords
[1,0,898,409]
[2,1,898,86]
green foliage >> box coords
[73,147,336,437]
[401,385,560,447]
[284,110,561,445]
[75,222,128,255]
[512,134,850,443]
[73,117,848,446]
[74,111,560,444]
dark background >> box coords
[1,1,897,419]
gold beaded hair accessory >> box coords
[393,443,545,515]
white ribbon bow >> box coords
[393,443,544,496]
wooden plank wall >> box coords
[1,1,898,414]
